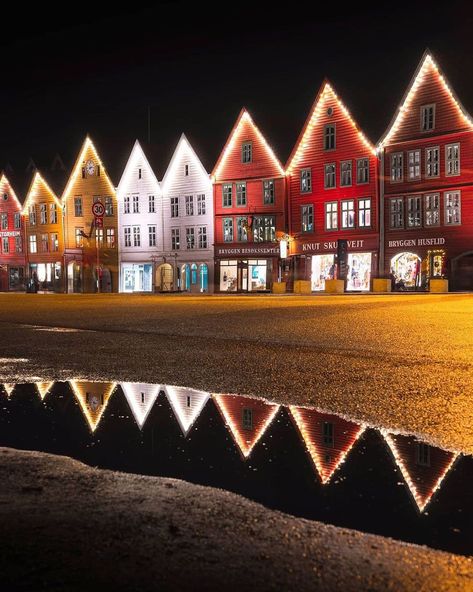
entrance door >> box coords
[237,261,248,291]
[451,253,473,291]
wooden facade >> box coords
[0,174,26,291]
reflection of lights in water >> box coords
[165,385,210,436]
[35,382,54,400]
[121,382,160,429]
[69,380,116,432]
[3,384,15,397]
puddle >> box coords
[0,380,471,555]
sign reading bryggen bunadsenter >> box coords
[215,243,280,257]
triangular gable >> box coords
[383,432,458,512]
[286,81,375,174]
[35,382,54,401]
[164,385,210,436]
[212,108,284,180]
[22,171,62,214]
[289,406,364,484]
[3,384,15,397]
[121,382,160,429]
[213,393,280,458]
[161,133,210,192]
[0,174,24,211]
[116,140,161,197]
[69,380,116,432]
[62,136,115,205]
[378,51,473,148]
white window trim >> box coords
[445,143,461,177]
[407,149,421,182]
[420,103,436,133]
[425,146,440,179]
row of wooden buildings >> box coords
[1,51,472,293]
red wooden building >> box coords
[0,174,26,291]
[378,51,473,290]
[286,81,379,291]
[212,109,287,292]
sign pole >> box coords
[91,201,106,294]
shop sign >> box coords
[0,230,21,238]
[387,237,446,249]
[295,237,378,255]
[215,244,280,257]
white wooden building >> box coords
[116,141,162,292]
[121,382,161,429]
[160,134,214,292]
[164,385,210,436]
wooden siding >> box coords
[164,385,210,436]
[0,176,26,268]
[121,382,160,428]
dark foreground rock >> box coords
[0,447,471,592]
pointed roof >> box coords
[160,133,210,192]
[378,50,473,148]
[35,382,54,401]
[289,406,364,484]
[22,171,62,214]
[3,384,15,397]
[213,393,280,459]
[0,173,25,210]
[116,139,161,197]
[121,382,160,429]
[212,108,284,180]
[383,432,458,512]
[61,136,116,205]
[286,80,376,174]
[164,385,210,436]
[69,380,116,432]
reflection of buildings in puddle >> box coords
[34,382,54,401]
[289,406,364,484]
[164,385,210,437]
[3,384,15,397]
[383,432,459,512]
[121,382,161,429]
[69,380,117,432]
[213,393,280,458]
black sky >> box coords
[1,1,473,184]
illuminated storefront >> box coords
[215,244,279,292]
[311,254,335,291]
[29,262,62,292]
[121,263,153,292]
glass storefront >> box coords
[311,255,335,291]
[220,260,238,292]
[122,263,153,292]
[248,260,267,292]
[390,252,421,289]
[9,267,25,291]
[219,259,270,292]
[29,263,61,291]
[346,253,372,292]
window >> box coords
[124,196,130,214]
[341,200,355,229]
[138,168,142,179]
[301,205,314,233]
[426,147,439,178]
[171,197,179,218]
[408,150,421,181]
[186,395,191,408]
[2,237,9,253]
[236,182,247,207]
[186,227,195,249]
[263,180,274,205]
[105,196,113,216]
[148,195,155,213]
[75,228,84,248]
[29,205,36,226]
[124,227,131,247]
[95,228,104,248]
[185,195,194,216]
[132,195,139,214]
[1,213,7,230]
[242,408,253,430]
[390,198,404,228]
[50,233,59,252]
[40,204,47,224]
[424,194,440,226]
[324,163,336,189]
[340,161,352,187]
[416,443,431,467]
[358,198,371,228]
[15,236,22,253]
[446,143,460,176]
[253,216,275,242]
[197,194,206,215]
[237,217,248,241]
[29,235,37,253]
[171,228,180,250]
[241,141,252,163]
[325,202,338,230]
[148,225,156,247]
[356,158,369,184]
[323,422,334,446]
[133,226,141,247]
[14,212,21,229]
[445,191,461,225]
[324,124,336,150]
[106,228,115,248]
[198,226,207,249]
[421,104,435,132]
[223,218,233,242]
[300,168,312,193]
[185,164,189,176]
[407,196,422,227]
[74,197,82,217]
[223,184,233,207]
[390,153,403,182]
[49,203,58,224]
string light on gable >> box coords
[117,140,161,200]
[22,172,62,215]
[69,380,116,433]
[0,175,23,212]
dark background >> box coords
[1,1,472,181]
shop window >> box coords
[445,191,461,225]
[263,180,274,205]
[408,150,421,181]
[446,143,460,176]
[356,158,369,184]
[324,124,336,150]
[300,168,312,193]
[341,200,355,229]
[301,205,313,233]
[358,198,371,228]
[325,202,338,230]
[324,163,336,189]
[390,153,403,182]
[242,408,253,430]
[200,264,208,292]
[407,196,422,227]
[248,260,268,292]
[311,254,335,291]
[425,147,439,178]
[191,263,197,284]
[219,260,238,292]
[347,253,372,291]
[424,194,440,226]
[390,253,421,290]
[340,161,352,187]
[389,198,404,229]
[421,104,435,132]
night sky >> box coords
[1,1,472,184]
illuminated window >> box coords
[49,203,58,224]
[51,233,59,252]
[325,202,338,230]
[124,196,130,214]
[236,217,248,242]
[106,228,115,248]
[74,197,82,217]
[1,213,7,230]
[236,182,246,206]
[223,218,233,242]
[185,195,194,216]
[197,194,206,215]
[14,212,21,229]
[407,196,422,227]
[29,234,37,253]
[148,225,156,247]
[446,143,460,176]
[300,168,311,193]
[133,195,139,214]
[324,163,336,189]
[356,158,369,184]
[241,142,252,163]
[421,104,435,132]
[390,153,403,182]
[29,205,36,226]
[40,204,47,224]
[301,205,313,233]
[253,216,275,242]
[95,228,104,248]
[124,227,131,247]
[148,195,155,213]
[424,194,440,226]
[407,150,421,181]
[358,198,371,228]
[416,443,430,467]
[222,184,232,207]
[340,161,352,187]
[197,226,207,249]
[263,180,274,204]
[41,233,49,252]
[390,198,404,229]
[341,200,355,229]
[133,226,141,247]
[324,124,336,150]
[75,228,84,248]
[323,422,334,446]
[242,408,253,430]
[171,197,179,218]
[171,228,180,250]
[426,147,439,178]
[105,197,114,216]
[445,191,461,225]
[2,237,9,253]
[15,236,22,253]
[186,227,195,249]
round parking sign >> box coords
[92,201,105,217]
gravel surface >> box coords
[0,293,472,453]
[0,446,471,592]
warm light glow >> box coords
[0,175,23,212]
[22,172,62,215]
[212,109,284,180]
[116,140,161,199]
[161,133,211,194]
[3,383,15,397]
[35,382,54,401]
[69,380,116,432]
[286,82,376,174]
[164,385,210,436]
[121,382,160,429]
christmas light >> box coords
[69,380,116,432]
[116,140,161,199]
[0,175,23,212]
[35,381,54,401]
[164,385,210,436]
[121,382,160,429]
[22,172,62,215]
[3,384,15,397]
[161,133,211,193]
